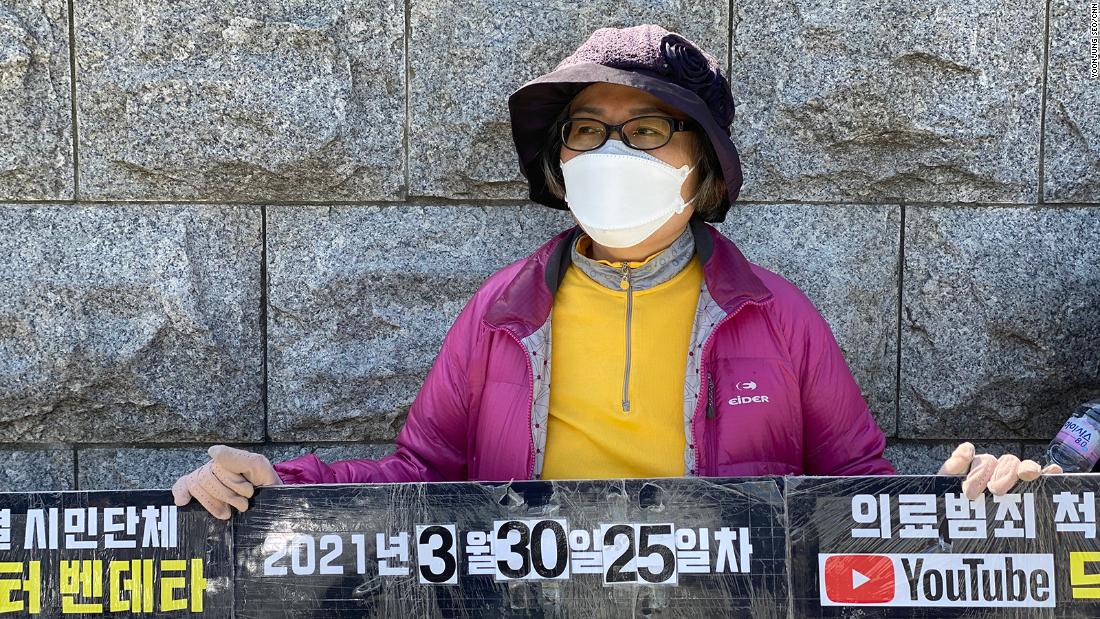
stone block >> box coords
[0,0,73,199]
[1021,440,1053,465]
[901,206,1100,439]
[74,0,405,200]
[79,447,209,490]
[408,1,729,199]
[1043,0,1100,202]
[0,448,73,492]
[883,439,1020,475]
[0,204,263,442]
[733,0,1045,203]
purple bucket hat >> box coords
[508,24,742,223]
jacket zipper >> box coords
[706,370,716,419]
[692,299,766,476]
[705,369,719,471]
[498,327,537,479]
[619,264,633,412]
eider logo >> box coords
[730,380,768,406]
[728,395,770,406]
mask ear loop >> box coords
[674,190,700,215]
[673,163,700,214]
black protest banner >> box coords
[233,478,787,617]
[787,475,1100,618]
[7,475,1100,616]
[0,490,232,617]
[0,477,786,617]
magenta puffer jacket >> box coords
[274,219,896,483]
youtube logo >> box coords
[822,554,895,604]
[818,553,1056,607]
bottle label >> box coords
[1056,416,1100,462]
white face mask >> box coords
[559,138,698,249]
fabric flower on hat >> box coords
[659,33,735,129]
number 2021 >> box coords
[263,533,360,576]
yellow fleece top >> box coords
[540,235,703,479]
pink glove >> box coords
[937,442,1063,500]
[171,445,282,520]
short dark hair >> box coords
[537,103,727,221]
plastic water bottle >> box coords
[1046,399,1100,472]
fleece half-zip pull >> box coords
[542,226,703,480]
[620,264,633,412]
[569,227,696,414]
[570,226,696,292]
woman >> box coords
[172,24,1058,520]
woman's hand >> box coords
[171,445,282,520]
[937,442,1063,500]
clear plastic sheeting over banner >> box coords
[235,478,787,618]
[0,490,233,616]
[788,475,1100,618]
[4,476,1100,616]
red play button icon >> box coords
[823,555,895,604]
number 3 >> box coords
[416,524,458,585]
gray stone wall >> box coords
[1,0,1097,490]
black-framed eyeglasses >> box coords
[558,115,695,152]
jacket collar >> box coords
[570,225,696,291]
[483,216,773,339]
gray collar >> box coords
[570,225,696,291]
